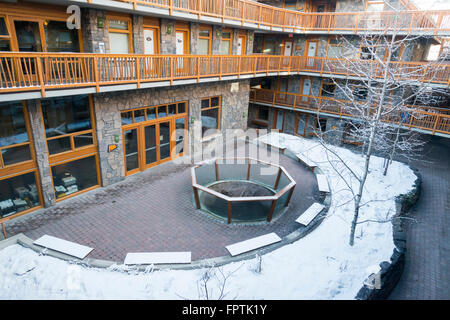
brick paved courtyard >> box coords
[3,144,320,262]
[389,136,450,300]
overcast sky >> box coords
[412,0,450,10]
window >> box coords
[366,0,384,11]
[0,171,41,218]
[221,29,232,55]
[108,17,132,54]
[315,118,327,133]
[0,17,11,51]
[14,20,42,52]
[0,102,32,167]
[327,38,342,58]
[256,107,269,121]
[360,39,378,60]
[201,96,221,137]
[284,0,298,10]
[51,155,99,199]
[199,26,211,55]
[425,44,441,61]
[353,85,368,101]
[263,35,277,55]
[120,101,188,126]
[44,20,80,52]
[41,95,94,155]
[321,81,336,98]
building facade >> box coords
[0,0,449,223]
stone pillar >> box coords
[324,118,347,146]
[246,31,254,55]
[212,25,222,55]
[132,15,144,54]
[160,19,176,54]
[190,22,199,54]
[81,8,110,53]
[92,94,125,186]
[27,100,56,207]
[231,29,239,55]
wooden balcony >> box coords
[250,88,450,136]
[0,53,448,100]
[111,0,450,34]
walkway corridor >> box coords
[389,136,450,299]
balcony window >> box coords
[199,27,211,55]
[257,107,269,121]
[44,20,80,53]
[14,20,42,52]
[108,18,132,54]
[41,95,94,155]
[221,30,232,55]
[0,17,11,51]
[201,96,221,138]
[321,81,336,98]
[327,38,342,58]
[353,86,368,101]
[51,155,99,199]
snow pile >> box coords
[0,133,417,299]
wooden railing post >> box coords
[197,56,200,82]
[238,56,241,78]
[93,57,100,92]
[267,199,277,222]
[241,1,245,25]
[222,0,225,23]
[258,6,262,28]
[170,56,173,85]
[135,57,140,88]
[35,56,46,97]
[169,0,173,15]
[219,56,222,80]
[193,186,201,209]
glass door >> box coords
[123,128,140,175]
[158,121,171,163]
[143,124,157,169]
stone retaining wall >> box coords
[355,166,422,300]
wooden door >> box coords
[305,40,318,68]
[237,35,246,55]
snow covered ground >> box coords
[0,133,417,300]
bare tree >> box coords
[312,1,449,245]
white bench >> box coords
[124,252,192,265]
[316,174,330,193]
[33,235,94,259]
[296,154,317,171]
[226,233,282,256]
[295,202,325,226]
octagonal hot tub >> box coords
[191,158,296,223]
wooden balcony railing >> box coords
[250,88,450,136]
[115,0,450,34]
[0,53,449,97]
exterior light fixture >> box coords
[114,134,120,143]
[97,17,105,28]
[167,25,172,34]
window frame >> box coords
[320,79,337,98]
[201,96,221,138]
[220,28,232,55]
[107,14,133,54]
[256,106,269,122]
[41,95,98,165]
[198,25,212,55]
